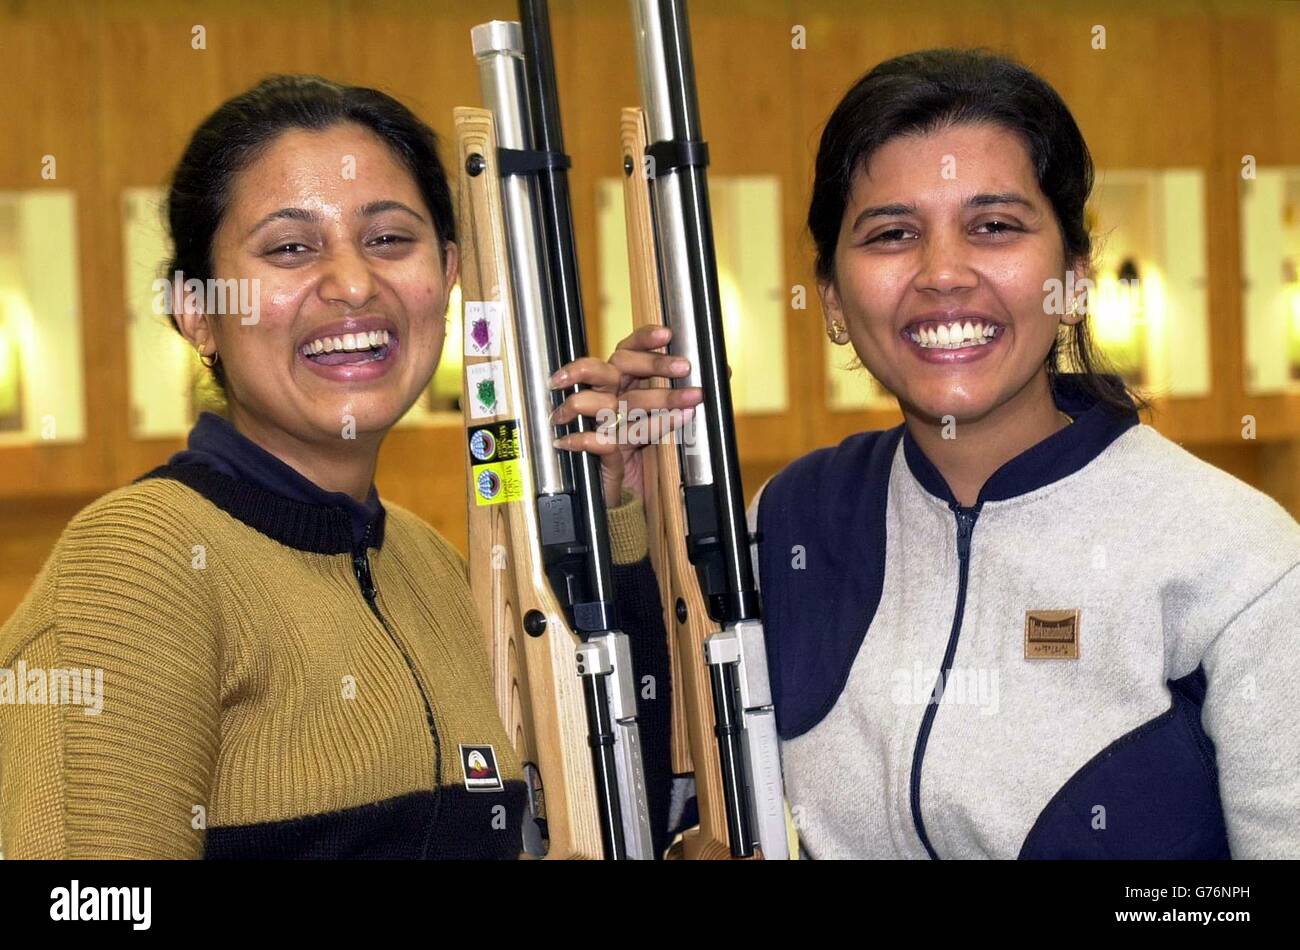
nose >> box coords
[912,228,978,296]
[317,245,379,310]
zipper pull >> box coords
[353,550,375,598]
[353,521,378,602]
[954,506,979,562]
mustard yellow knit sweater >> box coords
[0,463,647,858]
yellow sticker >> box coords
[473,460,524,506]
[468,420,524,507]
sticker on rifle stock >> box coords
[464,300,503,357]
[468,420,520,463]
[459,744,504,792]
[467,360,507,419]
[468,428,496,462]
[470,419,524,506]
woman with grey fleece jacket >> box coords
[743,48,1300,857]
[722,49,1300,858]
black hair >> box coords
[163,74,455,393]
[808,48,1147,416]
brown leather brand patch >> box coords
[1024,609,1080,659]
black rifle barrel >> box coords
[582,673,628,860]
[518,0,618,630]
[639,0,759,624]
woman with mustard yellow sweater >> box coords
[0,75,699,859]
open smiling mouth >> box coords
[300,329,393,364]
[298,328,399,379]
[901,317,1006,363]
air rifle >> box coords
[620,0,789,860]
[456,3,654,860]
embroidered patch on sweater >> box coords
[1024,609,1080,659]
[460,744,504,792]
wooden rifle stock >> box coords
[455,108,604,860]
[619,108,736,860]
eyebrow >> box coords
[247,200,427,238]
[850,192,1037,233]
[357,199,427,224]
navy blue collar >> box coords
[901,373,1139,507]
[141,411,385,553]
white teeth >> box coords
[300,328,393,358]
[909,320,1000,349]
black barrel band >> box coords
[646,139,710,173]
[496,146,572,177]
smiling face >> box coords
[200,122,457,446]
[821,121,1084,426]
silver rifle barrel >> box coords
[629,0,712,486]
[472,21,569,497]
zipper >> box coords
[351,521,443,857]
[908,502,981,860]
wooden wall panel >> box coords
[0,5,112,496]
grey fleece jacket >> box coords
[749,374,1300,858]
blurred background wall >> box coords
[1,0,1299,620]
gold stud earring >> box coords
[827,319,847,343]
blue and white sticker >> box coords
[476,468,502,501]
[469,428,497,462]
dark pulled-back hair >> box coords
[163,74,455,392]
[808,48,1147,416]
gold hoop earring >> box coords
[197,346,219,369]
[827,319,847,343]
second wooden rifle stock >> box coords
[623,0,790,860]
